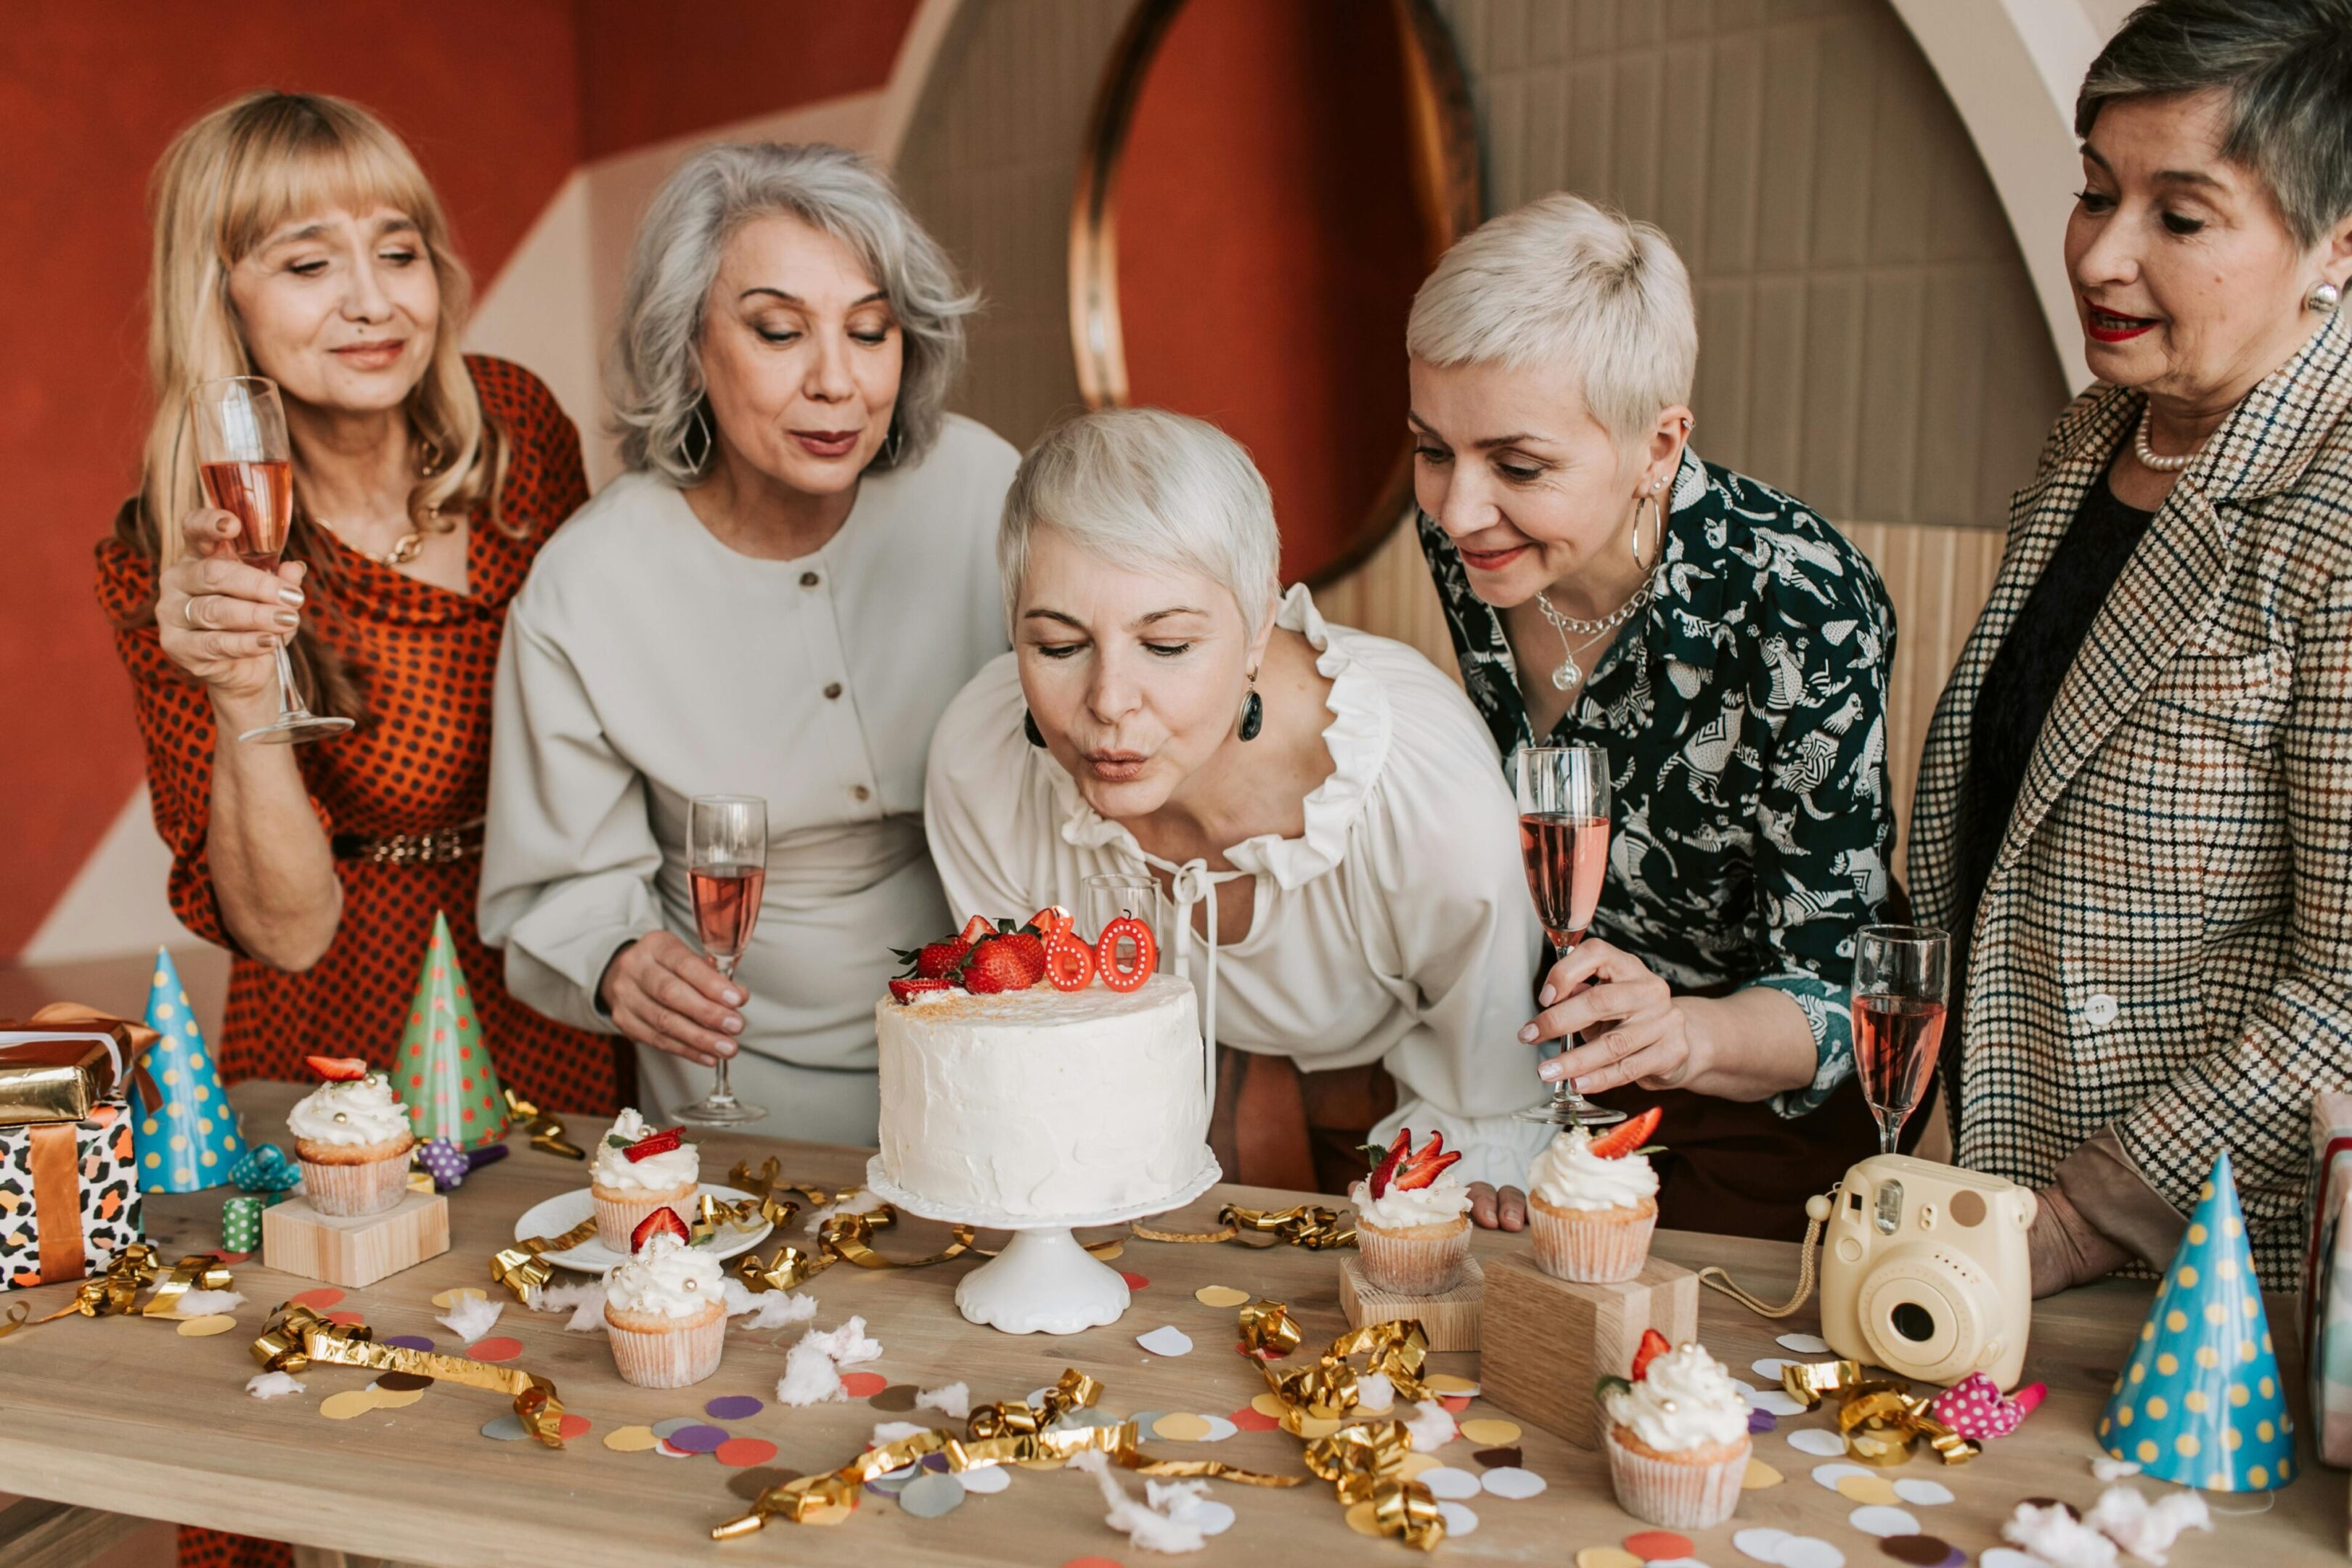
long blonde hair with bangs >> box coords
[119,91,509,714]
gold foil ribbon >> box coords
[141,1251,234,1318]
[253,1303,565,1444]
[690,1189,799,1246]
[1779,1360,1979,1466]
[1131,1203,1355,1250]
[721,1161,977,1294]
[713,1366,1300,1538]
[1237,1302,1443,1549]
[489,1216,602,1301]
[502,1088,584,1159]
[0,1245,231,1339]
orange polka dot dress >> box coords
[98,359,616,1568]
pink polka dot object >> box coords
[1929,1371,2046,1440]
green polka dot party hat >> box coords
[2099,1149,2294,1490]
[134,947,245,1192]
[392,910,509,1149]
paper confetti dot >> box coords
[867,1383,920,1413]
[368,1388,424,1411]
[726,1466,801,1500]
[1877,1537,1961,1567]
[380,1335,434,1352]
[706,1395,764,1421]
[1230,1403,1281,1432]
[557,1414,591,1439]
[1736,1527,1796,1563]
[1153,1413,1214,1442]
[1294,1414,1342,1438]
[1743,1458,1784,1489]
[960,1464,1011,1493]
[1195,1284,1251,1307]
[375,1371,433,1393]
[1749,1389,1808,1415]
[1439,1395,1472,1413]
[1480,1466,1547,1499]
[1891,1478,1953,1506]
[1424,1373,1479,1396]
[840,1371,889,1398]
[1749,1406,1779,1433]
[1811,1461,1874,1491]
[1753,1357,1797,1380]
[1136,1324,1193,1357]
[1787,1428,1847,1456]
[651,1416,700,1437]
[1847,1506,1920,1538]
[656,1439,695,1458]
[1472,1445,1523,1469]
[324,1310,367,1328]
[1625,1532,1694,1560]
[1197,1414,1238,1441]
[1418,1466,1482,1499]
[604,1425,660,1452]
[1249,1392,1289,1418]
[1779,1540,1847,1568]
[1575,1549,1643,1568]
[176,1314,237,1337]
[288,1288,344,1310]
[1344,1500,1385,1537]
[899,1471,966,1518]
[1836,1474,1903,1506]
[1777,1332,1834,1355]
[479,1413,530,1442]
[467,1336,523,1363]
[1119,1271,1149,1289]
[1980,1553,2042,1568]
[1457,1417,1522,1445]
[318,1390,378,1420]
[667,1424,730,1454]
[1437,1500,1479,1536]
[430,1286,483,1308]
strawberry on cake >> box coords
[875,908,1210,1220]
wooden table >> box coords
[1,1082,2336,1567]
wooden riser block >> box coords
[263,1191,450,1289]
[1339,1254,1483,1351]
[1478,1250,1697,1450]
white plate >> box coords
[511,1185,773,1273]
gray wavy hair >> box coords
[608,142,978,483]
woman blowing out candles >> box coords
[1913,0,2352,1294]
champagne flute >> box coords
[1853,926,1950,1156]
[191,377,352,744]
[1513,743,1626,1127]
[674,795,769,1127]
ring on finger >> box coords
[181,596,203,629]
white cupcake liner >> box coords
[1605,1428,1748,1529]
[1357,1219,1473,1296]
[592,1183,698,1251]
[1529,1196,1656,1283]
[296,1148,412,1217]
[605,1303,725,1388]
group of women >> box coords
[109,4,2350,1426]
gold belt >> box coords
[330,820,484,866]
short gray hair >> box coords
[2079,0,2352,249]
[1000,409,1281,640]
[1406,193,1697,449]
[608,142,978,483]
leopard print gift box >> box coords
[0,1103,143,1289]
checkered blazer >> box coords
[1911,309,2352,1284]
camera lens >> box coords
[1891,1301,1937,1342]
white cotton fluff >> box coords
[529,1280,610,1333]
[2086,1485,2213,1566]
[436,1294,503,1342]
[873,1420,932,1445]
[1404,1399,1457,1453]
[2004,1500,2120,1568]
[245,1371,306,1400]
[173,1289,245,1318]
[1070,1449,1206,1553]
[1355,1371,1396,1413]
[733,1289,819,1330]
[806,1187,889,1235]
[777,1336,848,1405]
[2091,1455,2144,1483]
[918,1381,972,1421]
[804,1315,883,1365]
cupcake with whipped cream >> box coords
[1601,1339,1751,1528]
[1526,1107,1661,1283]
[589,1108,700,1250]
[603,1225,727,1387]
[287,1063,417,1217]
[1350,1130,1473,1295]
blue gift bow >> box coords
[229,1143,299,1193]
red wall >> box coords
[1114,0,1429,586]
[1,1,914,957]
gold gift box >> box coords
[0,1008,147,1127]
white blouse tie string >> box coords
[1116,849,1242,1106]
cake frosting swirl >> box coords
[1349,1175,1471,1230]
[603,1231,724,1320]
[288,1075,412,1148]
[1602,1343,1751,1451]
[592,1108,699,1193]
[1530,1127,1659,1212]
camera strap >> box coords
[1696,1183,1839,1320]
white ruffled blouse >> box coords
[925,586,1553,1186]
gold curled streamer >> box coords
[141,1252,234,1318]
[713,1367,1300,1538]
[1130,1203,1355,1250]
[253,1304,565,1445]
[727,1157,851,1210]
[723,1188,976,1294]
[489,1215,602,1301]
[1779,1360,1979,1466]
[689,1190,799,1246]
[1,1245,234,1337]
[502,1088,584,1160]
[821,1206,976,1271]
[1237,1303,1443,1550]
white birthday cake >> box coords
[873,912,1209,1219]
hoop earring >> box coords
[881,419,905,467]
[687,401,716,471]
[2310,280,2343,314]
[1236,673,1264,742]
[1631,493,1661,567]
[1024,709,1046,748]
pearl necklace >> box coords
[2133,406,2202,474]
[1535,581,1653,695]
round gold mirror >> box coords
[1071,0,1479,587]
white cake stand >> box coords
[863,1153,1221,1336]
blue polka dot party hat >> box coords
[134,947,246,1192]
[2099,1150,2295,1490]
[391,911,509,1149]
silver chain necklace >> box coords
[1535,581,1653,694]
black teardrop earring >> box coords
[1237,677,1264,742]
[1024,709,1047,748]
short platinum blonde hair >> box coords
[1000,409,1281,640]
[609,142,977,483]
[1406,192,1697,449]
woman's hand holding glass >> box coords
[597,930,745,1069]
[1522,936,1700,1095]
[155,507,309,709]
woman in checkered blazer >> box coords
[1912,0,2352,1292]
